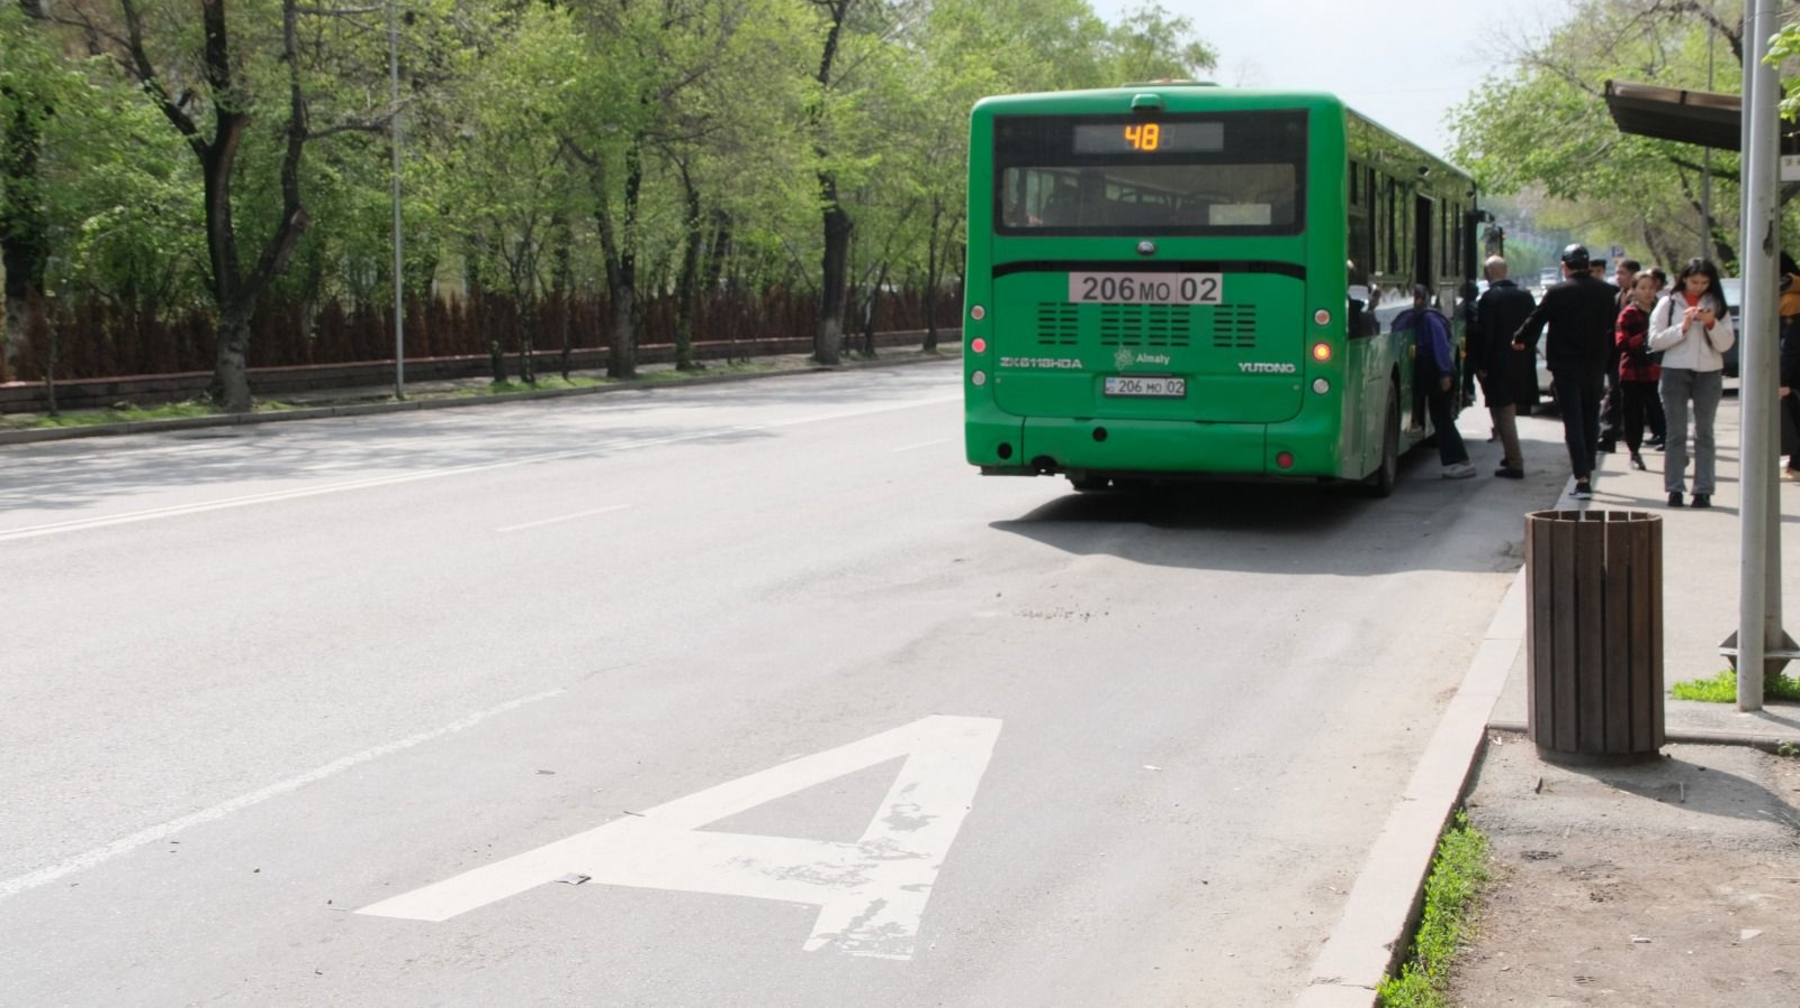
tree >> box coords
[56,0,394,410]
[1446,0,1791,272]
[0,0,57,380]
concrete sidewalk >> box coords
[1491,392,1800,744]
[0,348,960,446]
[1299,392,1800,1008]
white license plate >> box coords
[1069,272,1222,304]
[1103,376,1187,398]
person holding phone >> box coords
[1648,258,1736,507]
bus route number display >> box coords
[1069,272,1222,305]
[1071,121,1225,154]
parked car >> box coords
[1718,277,1740,377]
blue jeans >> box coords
[1552,370,1604,480]
[1659,368,1724,494]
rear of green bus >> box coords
[963,87,1379,487]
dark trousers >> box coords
[1426,383,1469,465]
[1552,369,1604,480]
[1597,364,1621,447]
[1619,380,1659,452]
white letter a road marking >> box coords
[357,715,1002,960]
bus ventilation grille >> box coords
[1096,304,1193,348]
[1211,304,1256,349]
[1035,303,1080,346]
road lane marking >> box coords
[358,714,1002,960]
[0,394,958,543]
[495,503,632,534]
[890,438,950,453]
[0,688,565,902]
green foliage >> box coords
[1447,0,1770,272]
[4,0,1223,371]
[1670,668,1800,703]
[1377,811,1490,1008]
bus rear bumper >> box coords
[973,415,1346,479]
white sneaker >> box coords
[1443,461,1477,479]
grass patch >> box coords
[13,398,224,428]
[1670,668,1800,703]
[1377,811,1491,1008]
[481,375,607,395]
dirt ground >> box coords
[1448,735,1800,1007]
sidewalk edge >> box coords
[0,352,957,446]
[1294,566,1526,1008]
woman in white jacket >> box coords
[1648,258,1737,507]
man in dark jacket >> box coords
[1512,244,1617,499]
[1471,256,1535,478]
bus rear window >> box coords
[994,111,1307,236]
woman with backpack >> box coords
[1649,258,1736,507]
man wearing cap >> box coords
[1512,244,1618,500]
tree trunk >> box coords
[675,166,703,371]
[552,212,573,380]
[209,302,254,412]
[590,136,643,379]
[816,197,851,364]
[518,298,536,384]
[1,82,49,381]
[810,0,852,366]
[923,203,943,352]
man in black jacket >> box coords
[1512,244,1617,499]
[1471,256,1536,478]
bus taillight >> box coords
[971,337,988,354]
[1276,452,1295,469]
[1313,309,1331,326]
[1311,342,1332,362]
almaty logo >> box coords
[1113,346,1135,371]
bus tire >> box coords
[1362,388,1399,498]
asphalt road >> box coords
[0,362,1564,1006]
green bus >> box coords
[962,84,1481,496]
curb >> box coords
[1487,720,1800,752]
[0,351,961,447]
[1294,567,1526,1008]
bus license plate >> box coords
[1070,272,1222,304]
[1104,376,1186,398]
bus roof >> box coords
[971,85,1470,181]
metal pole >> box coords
[389,0,405,399]
[1737,0,1778,710]
[1702,25,1715,258]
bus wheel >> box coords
[1362,389,1399,498]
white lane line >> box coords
[0,394,959,543]
[496,503,632,534]
[890,438,950,453]
[0,688,565,903]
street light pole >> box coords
[389,0,405,399]
[1702,24,1715,258]
[1735,0,1783,709]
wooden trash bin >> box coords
[1525,509,1664,764]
